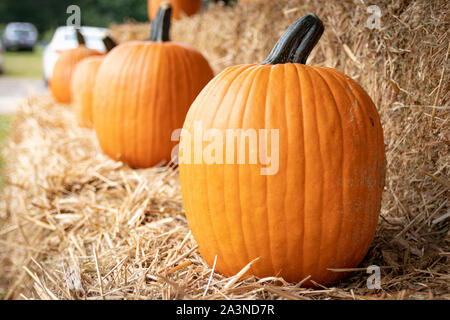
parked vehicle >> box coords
[2,22,38,51]
[43,26,110,85]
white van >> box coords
[42,26,110,85]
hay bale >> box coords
[1,0,449,299]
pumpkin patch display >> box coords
[148,0,201,20]
[93,4,214,168]
[71,36,117,128]
[51,29,102,104]
[179,14,385,285]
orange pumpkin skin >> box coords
[149,0,201,20]
[93,41,214,168]
[71,56,105,128]
[179,16,385,285]
[147,0,152,20]
[94,5,213,168]
[51,46,102,104]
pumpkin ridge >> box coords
[335,72,382,266]
[172,47,190,157]
[325,70,371,266]
[324,69,372,268]
[108,48,121,160]
[344,78,373,266]
[235,66,267,275]
[322,69,362,269]
[282,64,303,277]
[125,45,143,165]
[286,64,305,273]
[321,68,361,270]
[312,66,353,280]
[164,44,176,162]
[135,44,153,165]
[187,66,245,132]
[157,44,171,165]
[251,65,276,276]
[173,46,192,141]
[180,46,203,125]
[118,45,138,164]
[71,56,104,127]
[262,65,279,276]
[137,45,150,165]
[309,66,346,272]
[305,66,325,278]
[148,45,163,165]
[291,64,307,279]
[194,66,255,276]
[279,64,289,274]
[183,66,246,268]
[170,46,184,161]
[220,66,260,273]
[297,64,317,279]
[202,67,256,275]
[122,44,136,164]
[101,47,118,159]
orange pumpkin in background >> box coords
[179,15,385,286]
[148,0,201,20]
[71,36,117,128]
[51,29,102,104]
[93,4,214,168]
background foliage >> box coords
[0,0,149,40]
[0,0,236,39]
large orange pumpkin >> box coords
[148,0,201,20]
[51,29,102,104]
[93,4,214,168]
[71,36,117,128]
[179,15,385,285]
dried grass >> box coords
[1,0,449,299]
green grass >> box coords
[3,47,43,78]
[0,115,11,141]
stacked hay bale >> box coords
[1,0,448,299]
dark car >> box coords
[2,22,38,51]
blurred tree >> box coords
[0,0,237,38]
[0,0,148,37]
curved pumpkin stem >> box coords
[262,14,324,65]
[102,35,117,52]
[75,28,86,46]
[149,2,172,42]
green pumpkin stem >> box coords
[102,35,117,52]
[149,3,172,42]
[262,14,324,65]
[75,28,86,46]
